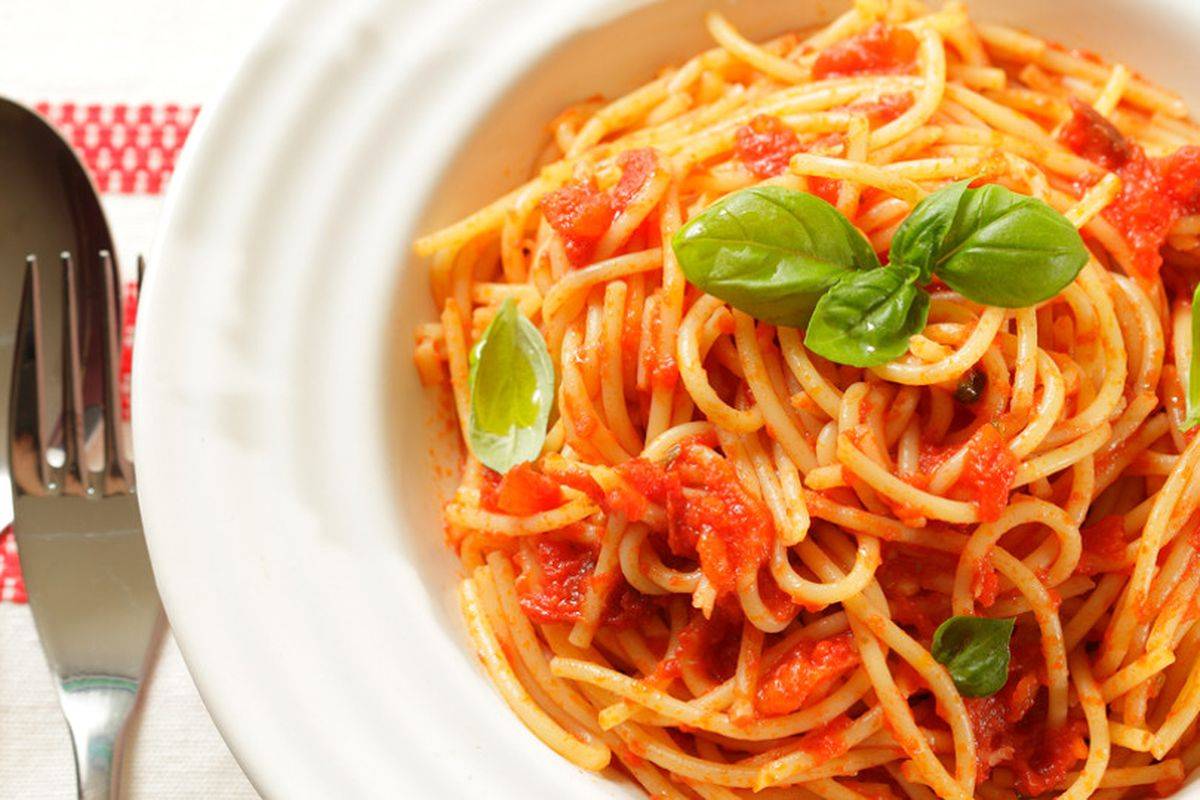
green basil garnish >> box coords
[467,298,554,474]
[670,179,1089,368]
[1185,284,1200,431]
[887,180,971,284]
[931,615,1015,697]
[672,186,880,327]
[891,180,1088,308]
[805,265,930,367]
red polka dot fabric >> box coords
[0,102,185,602]
[34,102,200,195]
[1,533,25,604]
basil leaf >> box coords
[888,180,970,284]
[468,299,554,473]
[804,266,930,367]
[890,181,1088,307]
[931,615,1015,697]
[672,186,881,327]
[1185,284,1200,431]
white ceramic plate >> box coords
[134,0,1200,796]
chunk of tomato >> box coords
[812,23,918,80]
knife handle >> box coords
[60,678,138,800]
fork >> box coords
[9,250,162,800]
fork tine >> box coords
[60,252,88,489]
[99,251,130,484]
[13,255,49,491]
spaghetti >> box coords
[412,2,1200,797]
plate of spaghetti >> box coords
[136,0,1200,797]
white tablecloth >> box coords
[0,1,283,795]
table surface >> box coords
[0,0,284,796]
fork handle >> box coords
[60,680,138,800]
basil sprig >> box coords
[467,299,554,473]
[804,264,930,367]
[672,180,1088,367]
[931,615,1015,697]
[1184,284,1200,431]
[672,186,881,327]
[891,180,1089,307]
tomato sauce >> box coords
[807,176,842,206]
[540,148,658,266]
[798,133,848,205]
[612,148,658,210]
[1162,146,1200,215]
[540,178,615,266]
[914,425,1016,521]
[639,298,679,391]
[1100,148,1177,278]
[916,440,955,480]
[971,557,1000,608]
[968,694,1069,790]
[539,459,606,504]
[845,92,915,125]
[1059,98,1131,170]
[735,114,802,178]
[605,483,648,523]
[965,695,1012,783]
[733,116,855,207]
[796,714,854,762]
[1006,672,1041,725]
[811,23,919,80]
[609,442,773,593]
[959,425,1018,522]
[885,593,944,640]
[516,539,597,623]
[757,567,800,620]
[964,623,1085,792]
[1011,721,1089,797]
[874,545,956,638]
[665,444,775,594]
[1009,623,1048,686]
[634,211,664,249]
[1060,98,1200,277]
[755,633,859,716]
[616,457,672,503]
[515,538,653,627]
[612,457,672,522]
[1076,515,1131,575]
[480,463,564,516]
[563,389,599,439]
[671,604,742,683]
[603,583,657,628]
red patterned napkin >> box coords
[36,103,199,194]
